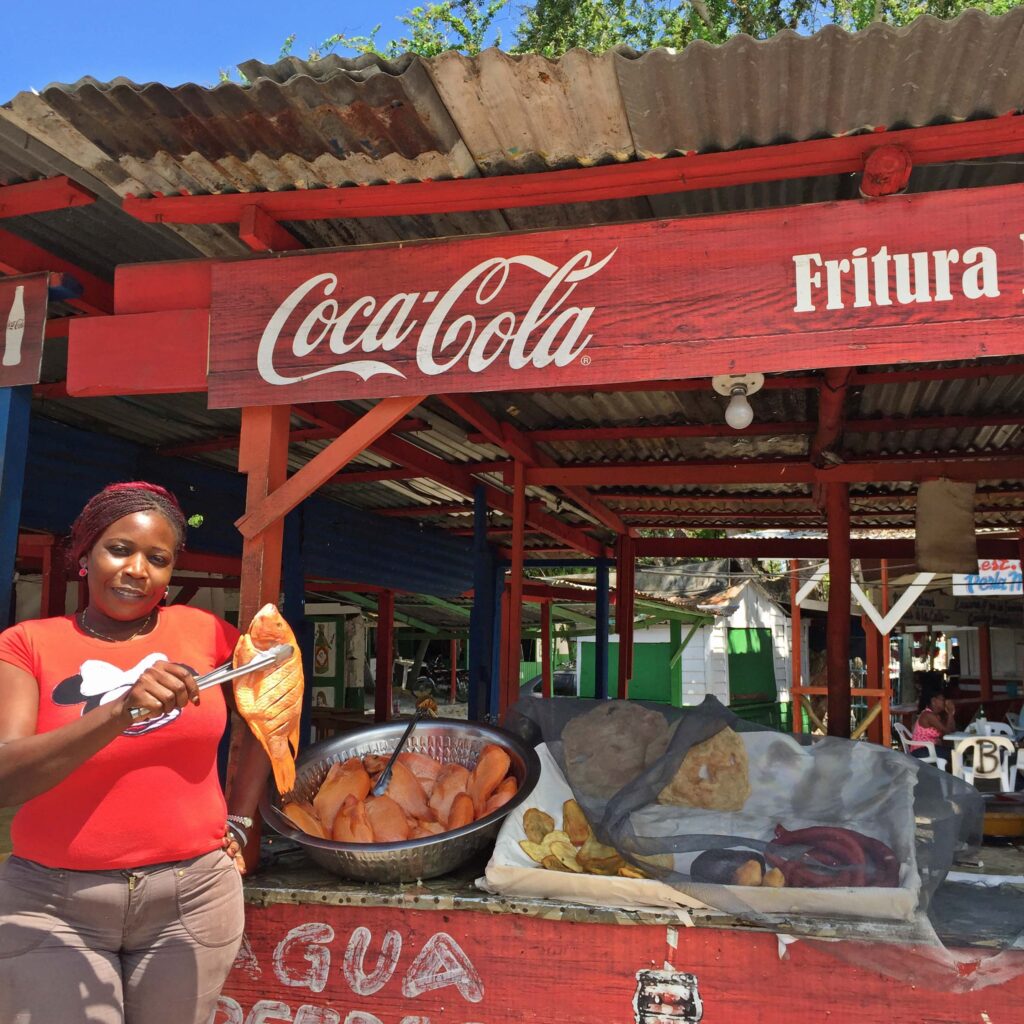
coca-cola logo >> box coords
[256,249,616,385]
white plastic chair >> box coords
[951,736,1017,792]
[893,722,948,772]
[1005,711,1024,741]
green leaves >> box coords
[280,1,1024,62]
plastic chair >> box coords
[1006,711,1024,742]
[893,722,948,772]
[951,736,1017,792]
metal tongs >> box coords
[128,643,294,721]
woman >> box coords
[910,679,957,761]
[0,482,270,1024]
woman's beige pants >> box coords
[0,848,244,1024]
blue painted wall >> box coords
[23,415,474,598]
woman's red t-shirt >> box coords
[0,606,240,870]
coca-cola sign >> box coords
[208,184,1024,408]
[255,250,615,386]
[0,273,48,389]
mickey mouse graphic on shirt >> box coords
[52,653,199,736]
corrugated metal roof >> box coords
[1,13,1023,550]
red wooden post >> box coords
[502,461,527,716]
[863,613,883,745]
[237,405,291,628]
[978,623,993,707]
[375,590,395,723]
[614,536,630,696]
[881,560,892,749]
[450,638,458,703]
[826,483,852,738]
[40,538,68,618]
[541,600,552,700]
[789,559,803,734]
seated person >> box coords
[910,684,956,761]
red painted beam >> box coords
[635,536,1019,559]
[0,176,95,218]
[298,402,608,558]
[156,418,428,457]
[525,456,1024,488]
[516,411,1024,444]
[0,227,112,314]
[439,394,629,536]
[597,487,1024,505]
[67,310,208,395]
[238,204,304,253]
[122,114,1024,223]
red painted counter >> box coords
[213,858,1024,1024]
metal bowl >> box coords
[260,718,540,883]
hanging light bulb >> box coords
[711,373,765,431]
[725,386,754,430]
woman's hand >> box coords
[943,698,956,717]
[121,661,200,720]
[222,827,247,875]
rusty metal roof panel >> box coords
[614,12,1024,159]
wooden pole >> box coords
[826,483,852,738]
[881,560,892,749]
[789,559,802,734]
[0,387,30,628]
[595,561,610,700]
[450,638,458,703]
[616,535,635,699]
[978,623,993,708]
[541,600,552,699]
[41,537,69,618]
[863,613,883,744]
[502,461,527,717]
[375,590,395,722]
[237,405,291,628]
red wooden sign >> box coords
[0,273,48,388]
[208,183,1024,409]
[218,901,1024,1023]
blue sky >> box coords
[0,1,516,101]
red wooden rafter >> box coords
[439,394,630,536]
[0,176,95,219]
[122,115,1024,224]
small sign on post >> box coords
[0,273,49,387]
[952,559,1023,596]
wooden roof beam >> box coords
[157,417,428,457]
[811,367,853,467]
[439,394,631,536]
[0,176,96,218]
[0,227,112,314]
[122,114,1024,224]
[238,204,304,253]
[636,537,1019,559]
[525,456,1024,488]
[518,411,1024,444]
[236,396,425,539]
[298,401,608,558]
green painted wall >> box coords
[579,641,673,703]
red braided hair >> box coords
[69,482,187,565]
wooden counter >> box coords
[215,841,1024,1024]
